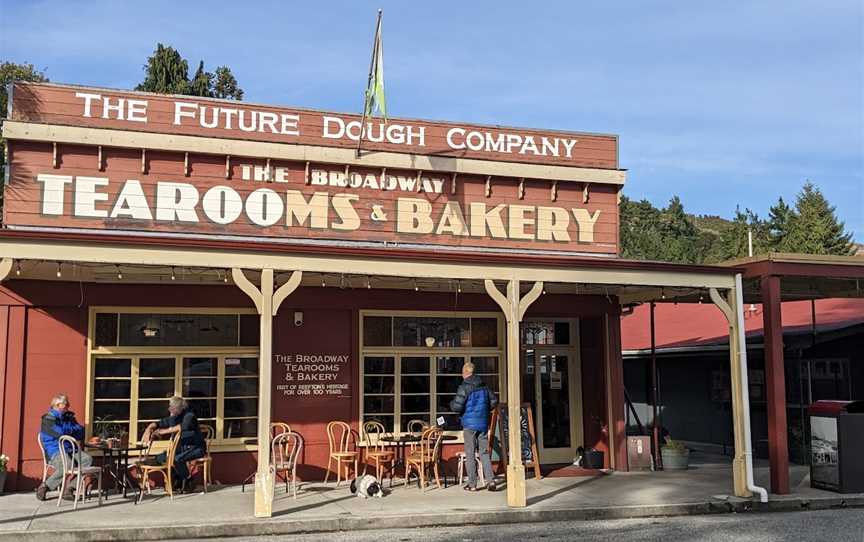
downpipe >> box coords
[735,273,769,503]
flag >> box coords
[364,11,386,121]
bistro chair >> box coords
[37,433,54,483]
[456,451,486,487]
[271,422,292,438]
[404,427,444,491]
[187,425,215,493]
[272,430,303,499]
[127,438,156,495]
[405,419,428,453]
[323,421,359,486]
[136,431,181,504]
[56,435,103,510]
[361,421,395,485]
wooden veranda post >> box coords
[761,275,790,494]
[233,268,302,517]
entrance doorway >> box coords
[520,320,582,464]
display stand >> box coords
[489,402,542,480]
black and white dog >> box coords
[350,474,384,498]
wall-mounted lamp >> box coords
[424,336,436,347]
[294,311,304,327]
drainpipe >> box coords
[734,273,769,503]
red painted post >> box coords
[761,275,790,494]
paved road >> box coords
[194,509,864,542]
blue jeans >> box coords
[154,445,205,482]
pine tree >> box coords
[783,182,855,255]
[212,66,244,100]
[190,61,214,97]
[135,44,191,95]
[717,207,770,260]
[767,197,793,251]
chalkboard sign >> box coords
[489,403,542,479]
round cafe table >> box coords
[84,442,149,498]
[379,433,458,487]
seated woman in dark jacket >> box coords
[141,396,205,492]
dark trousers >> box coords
[155,446,205,482]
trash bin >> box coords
[808,400,864,493]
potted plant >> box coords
[661,439,690,470]
[0,452,9,494]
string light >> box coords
[171,267,176,281]
[223,269,229,283]
[56,262,62,278]
[413,278,419,292]
[116,265,123,280]
[321,275,327,288]
[15,261,21,276]
[698,293,703,304]
[456,280,462,293]
[661,289,666,300]
[366,276,372,289]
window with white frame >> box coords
[90,310,260,446]
[360,312,503,434]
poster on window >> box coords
[274,352,352,399]
[810,416,839,490]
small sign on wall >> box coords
[274,353,351,399]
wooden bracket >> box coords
[225,155,232,179]
[184,152,190,177]
[52,142,59,168]
[344,164,350,183]
[450,172,457,195]
[616,186,622,204]
[272,271,303,316]
[518,178,525,200]
[551,181,558,202]
[98,145,104,171]
[583,182,590,203]
[485,176,492,197]
[266,158,273,182]
[381,167,387,190]
[304,161,311,185]
[0,258,12,283]
[416,170,424,192]
[141,148,147,174]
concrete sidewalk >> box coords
[1,463,862,542]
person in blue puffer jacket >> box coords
[35,394,93,501]
[449,361,498,491]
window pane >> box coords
[364,415,393,433]
[95,313,118,347]
[401,395,429,413]
[225,377,258,396]
[401,375,429,393]
[479,375,500,392]
[436,356,465,375]
[393,317,469,347]
[225,357,258,376]
[188,399,216,419]
[239,315,260,346]
[554,322,571,345]
[224,418,257,439]
[93,400,130,420]
[119,314,239,346]
[139,379,175,399]
[140,357,175,378]
[436,376,462,394]
[364,396,394,414]
[363,376,394,394]
[401,356,429,374]
[138,400,169,419]
[94,358,131,378]
[471,356,498,374]
[183,378,217,398]
[225,398,257,418]
[183,357,217,377]
[363,316,392,346]
[436,394,456,413]
[471,318,498,347]
[94,380,131,399]
[364,357,394,374]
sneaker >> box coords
[35,484,49,501]
[485,482,496,492]
[463,484,478,492]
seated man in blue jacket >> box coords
[141,396,206,493]
[449,361,498,491]
[36,394,93,501]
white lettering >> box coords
[35,174,72,215]
[110,180,152,220]
[202,186,243,224]
[74,176,109,217]
[75,92,101,118]
[155,182,200,222]
[245,188,283,226]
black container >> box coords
[582,449,604,469]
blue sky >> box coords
[2,1,862,240]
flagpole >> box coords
[356,9,383,158]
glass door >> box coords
[521,348,579,464]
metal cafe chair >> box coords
[187,424,215,493]
[361,421,395,485]
[324,421,359,486]
[272,431,303,499]
[456,452,486,487]
[136,431,181,503]
[271,422,292,438]
[37,433,55,484]
[127,438,156,495]
[404,427,444,491]
[56,435,103,510]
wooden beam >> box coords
[761,275,790,494]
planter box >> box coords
[661,447,690,470]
